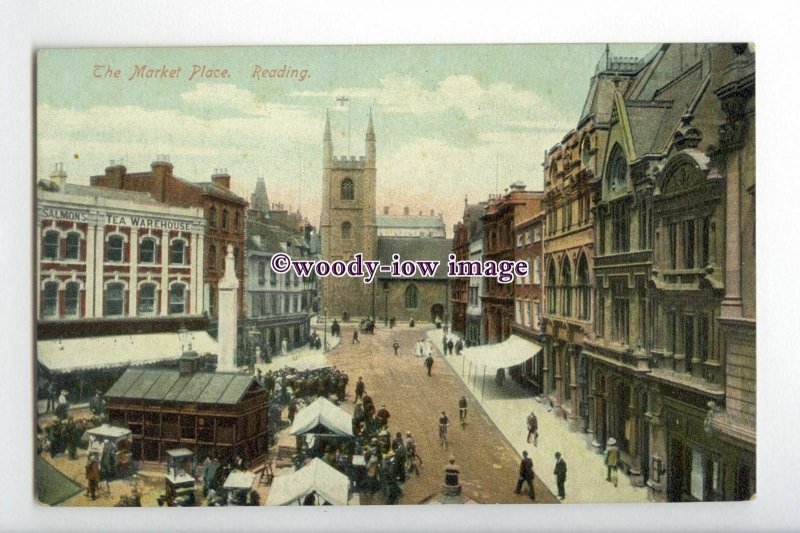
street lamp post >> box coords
[383,283,389,327]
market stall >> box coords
[266,458,351,506]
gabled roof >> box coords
[289,397,353,437]
[105,368,262,405]
[266,458,350,506]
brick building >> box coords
[90,158,248,319]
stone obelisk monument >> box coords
[217,244,239,372]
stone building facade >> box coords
[90,158,248,319]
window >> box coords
[561,205,568,232]
[701,216,711,267]
[341,221,352,239]
[65,232,80,260]
[43,282,59,317]
[258,260,266,285]
[547,262,557,314]
[64,282,80,316]
[684,314,695,372]
[170,240,186,265]
[270,269,277,285]
[533,258,541,285]
[140,238,156,263]
[222,209,229,230]
[517,234,524,247]
[235,211,241,232]
[208,244,216,270]
[340,178,354,200]
[561,260,572,317]
[527,301,534,328]
[139,283,156,314]
[523,300,530,326]
[638,204,649,250]
[598,214,606,255]
[533,224,542,243]
[283,295,290,314]
[668,223,678,269]
[611,200,630,253]
[105,282,125,316]
[43,231,59,260]
[607,144,628,192]
[107,235,124,262]
[516,300,522,323]
[169,284,186,314]
[611,279,629,344]
[294,272,300,286]
[667,312,677,356]
[271,294,278,314]
[581,135,592,167]
[698,314,710,362]
[405,284,419,309]
[208,290,215,317]
[683,220,695,269]
[209,207,217,228]
[577,256,590,320]
[597,295,605,337]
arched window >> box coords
[107,235,124,262]
[169,283,186,314]
[340,178,354,200]
[607,144,628,192]
[65,232,81,260]
[170,240,185,265]
[42,281,59,317]
[140,238,157,263]
[105,282,125,316]
[547,262,558,314]
[581,135,592,167]
[64,281,80,317]
[139,283,157,315]
[43,230,59,260]
[341,221,352,239]
[222,209,229,230]
[577,255,591,320]
[209,206,217,228]
[404,284,418,309]
[561,259,572,317]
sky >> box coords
[37,44,655,234]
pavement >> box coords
[427,328,650,504]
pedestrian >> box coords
[46,382,57,413]
[514,451,535,500]
[405,431,421,475]
[458,396,468,425]
[85,452,100,500]
[287,397,298,425]
[447,338,454,355]
[438,411,450,448]
[281,338,289,356]
[409,317,415,328]
[56,389,69,420]
[605,437,619,487]
[526,411,538,446]
[425,354,434,377]
[390,317,396,328]
[442,336,448,355]
[392,340,400,356]
[376,404,390,428]
[455,339,463,355]
[353,330,360,344]
[554,452,567,500]
[354,376,365,404]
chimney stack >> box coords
[212,168,231,190]
[49,162,67,191]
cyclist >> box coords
[438,411,450,449]
[405,431,422,476]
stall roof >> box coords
[266,458,350,506]
[289,397,354,438]
[463,335,543,373]
[105,368,259,405]
[223,471,257,490]
[86,424,131,440]
[37,331,219,374]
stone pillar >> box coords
[160,232,170,316]
[542,337,551,397]
[586,367,596,450]
[128,230,139,316]
[93,220,105,316]
[721,148,742,320]
[628,389,645,486]
[217,245,240,372]
[568,347,580,431]
[553,343,563,416]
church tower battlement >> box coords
[320,109,378,318]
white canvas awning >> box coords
[266,458,350,506]
[289,397,354,438]
[463,334,543,373]
[37,331,218,374]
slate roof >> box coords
[63,183,157,204]
[105,368,261,405]
[193,181,249,204]
[376,236,453,280]
[377,215,445,230]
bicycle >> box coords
[406,452,422,477]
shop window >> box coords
[405,284,419,309]
[65,232,81,260]
[170,240,185,265]
[139,283,156,315]
[64,282,80,317]
[105,282,125,316]
[140,238,156,263]
[43,231,59,260]
[107,235,124,262]
[43,281,59,318]
[169,284,186,314]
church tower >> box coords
[320,109,378,318]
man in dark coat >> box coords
[425,354,434,377]
[392,340,400,356]
[354,377,365,404]
[447,339,454,355]
[514,451,535,500]
[554,452,567,500]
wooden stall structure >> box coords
[104,351,268,466]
